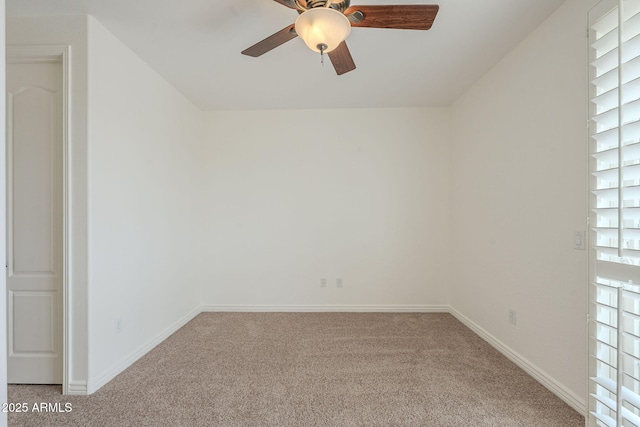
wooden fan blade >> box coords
[345,5,439,30]
[272,0,297,9]
[241,24,297,57]
[328,41,356,76]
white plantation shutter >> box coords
[590,1,640,426]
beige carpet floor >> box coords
[8,312,584,426]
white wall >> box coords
[7,15,90,393]
[86,17,203,391]
[449,0,587,407]
[0,1,7,425]
[6,15,205,393]
[200,108,450,309]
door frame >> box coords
[6,45,70,394]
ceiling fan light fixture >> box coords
[295,7,351,53]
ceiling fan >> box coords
[241,0,439,75]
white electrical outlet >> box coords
[508,310,517,326]
[115,317,123,334]
[336,278,343,288]
[320,278,327,288]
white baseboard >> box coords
[201,304,449,313]
[87,306,201,395]
[448,307,586,416]
[65,380,87,396]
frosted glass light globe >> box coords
[295,8,351,53]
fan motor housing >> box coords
[298,0,350,13]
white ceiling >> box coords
[6,0,567,111]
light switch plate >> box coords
[574,230,586,250]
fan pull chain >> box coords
[317,43,328,67]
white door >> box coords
[6,60,63,384]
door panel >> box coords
[7,61,63,384]
[12,86,56,275]
[11,292,55,352]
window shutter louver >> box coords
[590,1,640,426]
